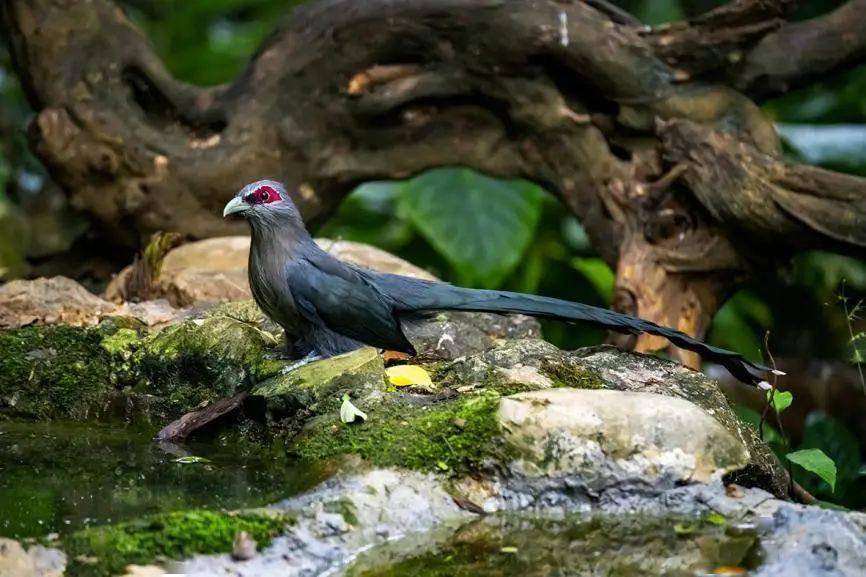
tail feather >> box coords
[389,282,772,387]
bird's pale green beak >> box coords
[223,196,247,218]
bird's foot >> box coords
[280,352,322,374]
[264,349,292,361]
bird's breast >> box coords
[249,251,301,334]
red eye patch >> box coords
[244,185,280,205]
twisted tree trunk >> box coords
[3,0,866,365]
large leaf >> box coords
[786,449,837,492]
[398,168,544,288]
[800,412,861,486]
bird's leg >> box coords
[264,349,292,360]
[280,351,322,374]
[266,335,308,360]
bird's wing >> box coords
[286,255,415,353]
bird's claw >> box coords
[264,349,291,361]
[279,353,322,374]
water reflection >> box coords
[0,421,321,538]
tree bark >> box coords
[2,0,866,365]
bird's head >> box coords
[223,180,304,225]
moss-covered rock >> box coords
[293,391,514,474]
[60,509,292,577]
[251,347,385,417]
[0,301,284,421]
[0,324,120,420]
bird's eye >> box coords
[253,185,279,204]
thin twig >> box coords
[764,330,794,498]
[839,290,866,396]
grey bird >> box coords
[224,179,779,386]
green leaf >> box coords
[786,449,837,492]
[801,412,860,486]
[340,394,368,424]
[399,168,544,288]
[767,389,793,413]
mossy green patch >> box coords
[133,314,283,413]
[293,392,512,474]
[540,360,606,390]
[62,509,291,577]
[478,367,542,397]
[253,348,385,416]
[0,325,117,420]
[100,328,140,356]
[0,307,286,421]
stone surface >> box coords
[0,276,117,328]
[403,311,541,360]
[575,345,789,496]
[251,347,387,417]
[182,468,470,577]
[178,468,866,577]
[0,539,65,577]
[499,388,749,486]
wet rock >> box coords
[499,388,749,486]
[757,503,866,577]
[0,300,282,421]
[175,471,866,577]
[250,347,387,418]
[0,276,117,328]
[182,469,470,577]
[574,345,789,496]
[0,538,65,577]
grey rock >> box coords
[575,345,789,496]
[499,388,749,487]
[181,468,471,577]
[404,311,541,361]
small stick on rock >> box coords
[155,391,248,442]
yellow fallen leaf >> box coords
[712,567,747,575]
[386,365,433,387]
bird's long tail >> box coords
[389,282,776,387]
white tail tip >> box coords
[771,369,786,376]
[757,381,772,390]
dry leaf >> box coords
[386,365,433,387]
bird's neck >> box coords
[248,216,314,259]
